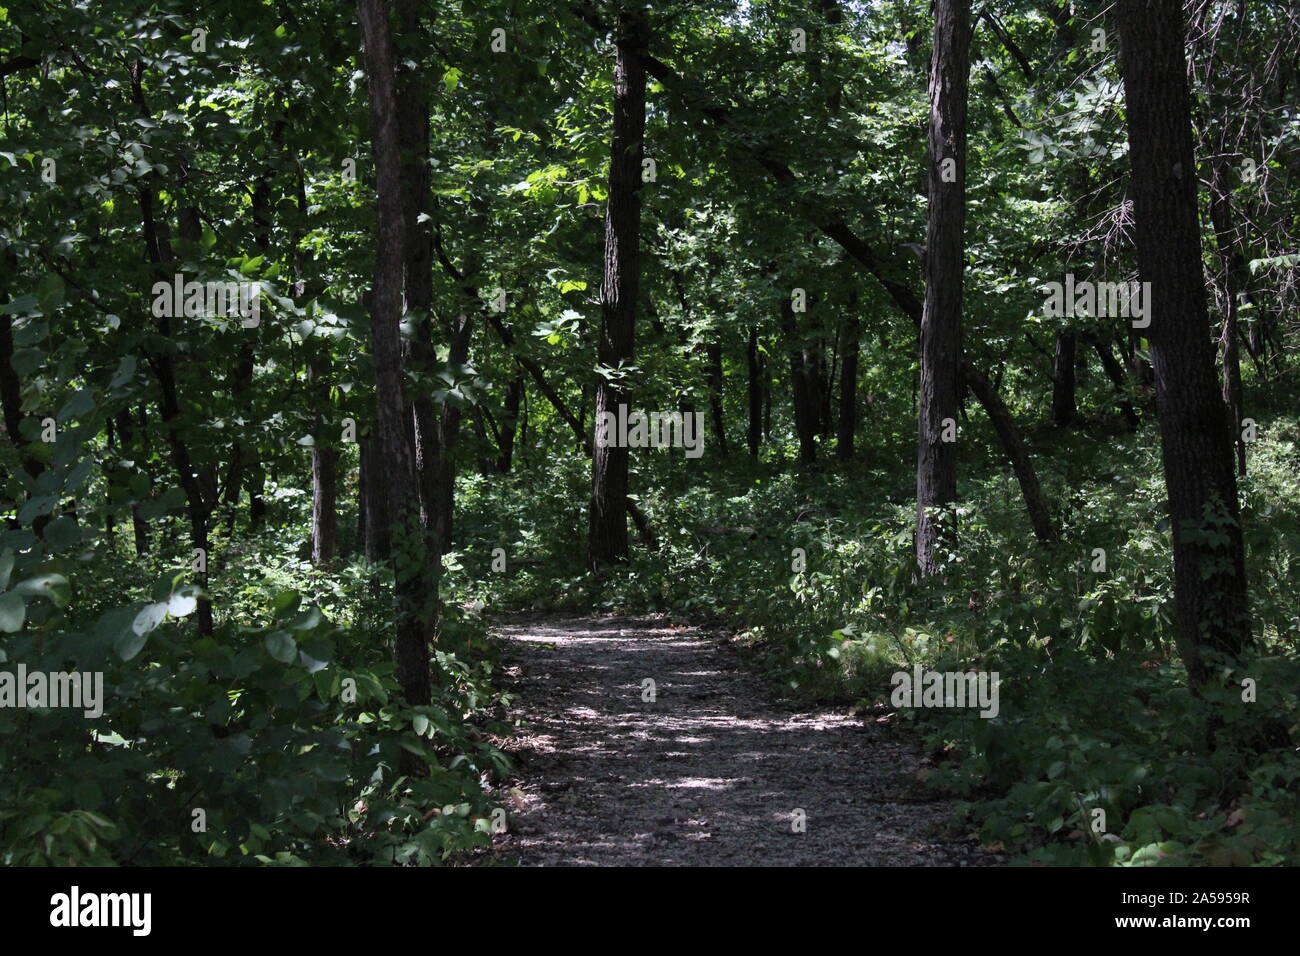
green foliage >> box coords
[467,385,1299,867]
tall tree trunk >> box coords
[128,59,217,635]
[814,334,832,438]
[963,362,1057,543]
[358,431,374,559]
[1116,0,1252,686]
[312,446,338,566]
[309,357,338,566]
[747,326,763,457]
[1209,156,1248,476]
[395,0,455,563]
[115,408,150,554]
[431,313,471,556]
[358,0,433,735]
[140,188,214,635]
[763,348,772,442]
[588,11,647,570]
[223,114,283,529]
[1051,331,1077,427]
[706,340,727,457]
[496,374,524,472]
[837,313,860,459]
[779,297,819,466]
[916,0,971,577]
[0,306,51,539]
[0,313,47,479]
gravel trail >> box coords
[488,613,995,866]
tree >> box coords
[916,0,972,577]
[1115,0,1252,686]
[588,10,648,570]
[357,0,433,728]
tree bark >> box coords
[1209,155,1248,476]
[588,11,647,570]
[747,326,763,457]
[706,340,727,457]
[916,0,971,577]
[780,297,820,467]
[431,313,470,556]
[837,314,860,459]
[1051,331,1077,427]
[1116,0,1252,686]
[496,374,524,472]
[358,0,433,731]
[115,408,150,554]
[309,357,338,566]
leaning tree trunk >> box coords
[588,11,647,570]
[1116,0,1252,687]
[358,0,433,737]
[1088,333,1141,431]
[916,0,971,577]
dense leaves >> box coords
[1,0,1297,866]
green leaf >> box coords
[167,589,198,618]
[63,458,94,494]
[107,607,148,660]
[0,549,14,591]
[0,591,25,632]
[17,495,57,525]
[287,605,323,631]
[15,572,70,608]
[271,589,301,618]
[57,388,94,423]
[132,601,167,637]
[265,631,297,664]
[43,515,82,550]
[10,347,43,376]
[0,294,37,315]
[109,355,138,388]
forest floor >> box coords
[484,613,998,866]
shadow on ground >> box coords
[487,613,997,866]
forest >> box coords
[1,0,1298,874]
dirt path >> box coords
[488,614,994,866]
